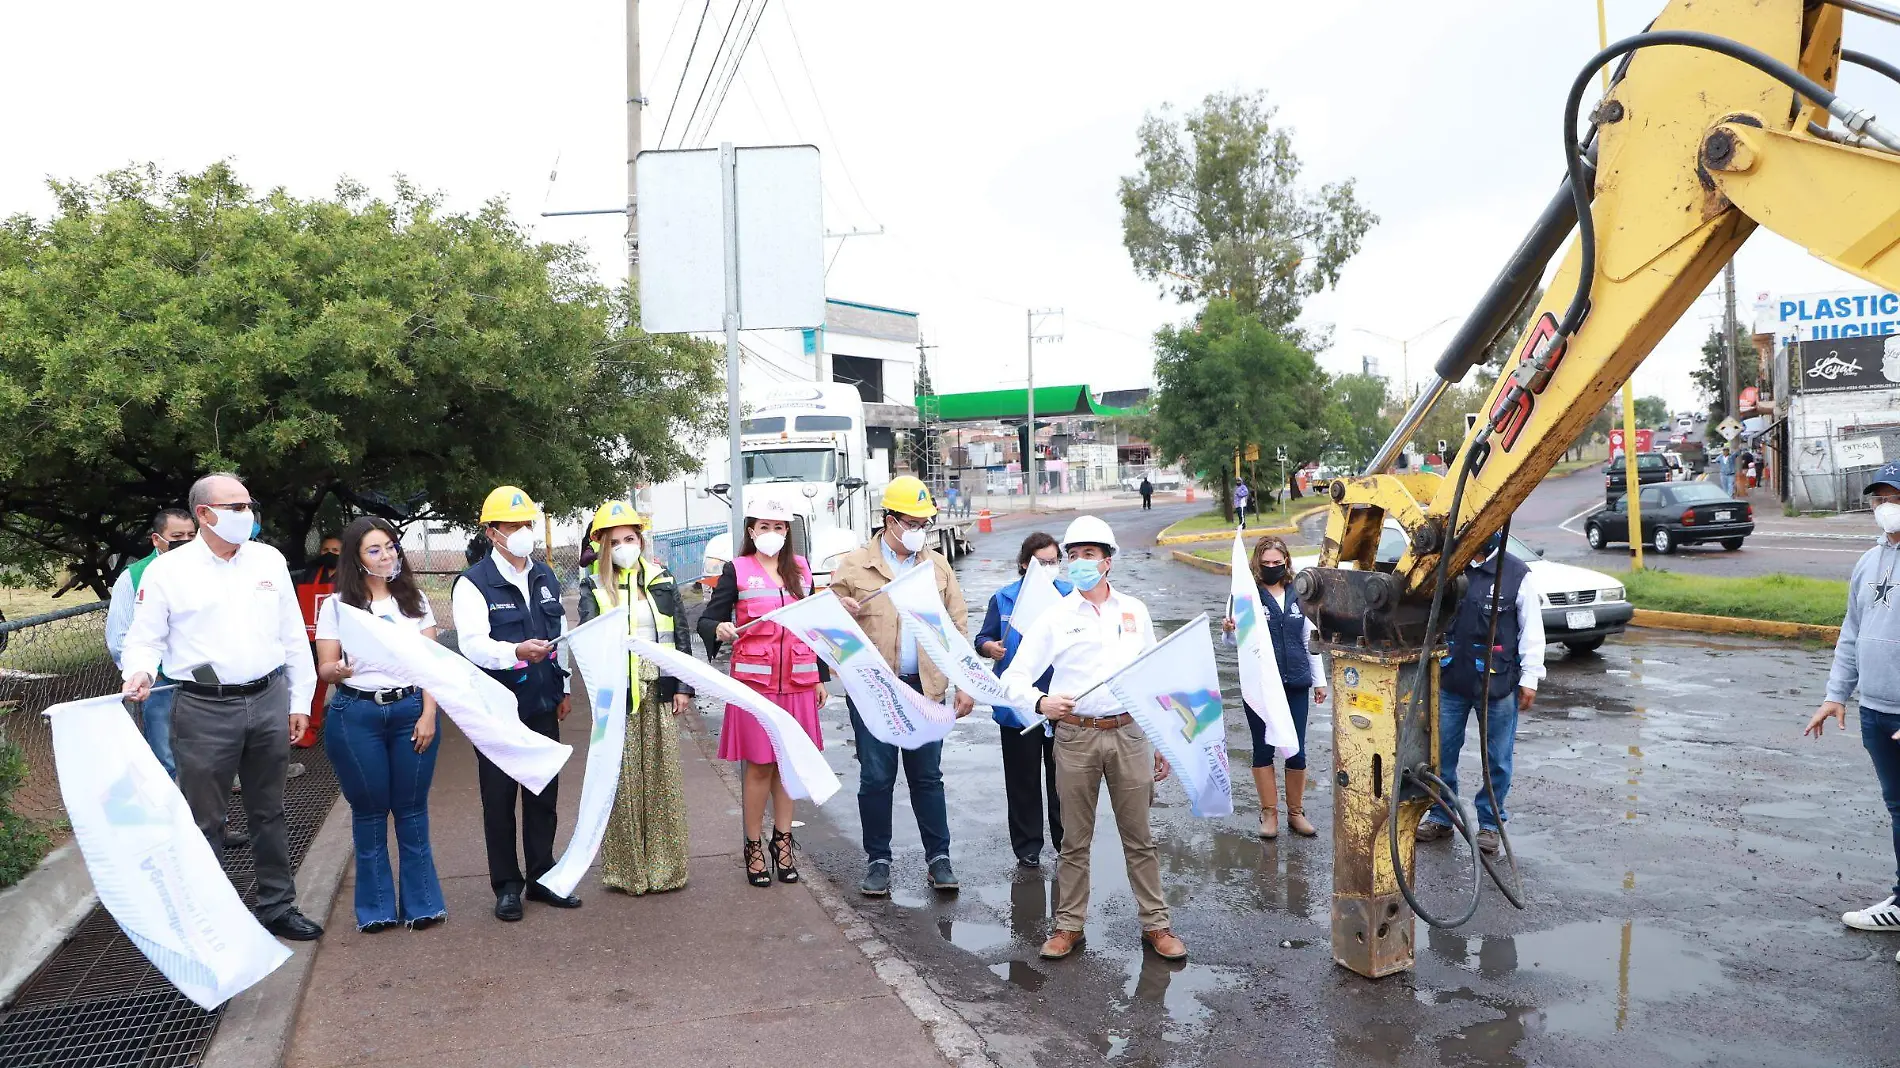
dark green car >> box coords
[1586,482,1755,554]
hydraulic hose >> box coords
[1844,48,1900,88]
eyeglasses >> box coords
[208,501,257,513]
[890,515,930,532]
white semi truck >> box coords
[700,382,969,586]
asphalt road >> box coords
[724,502,1898,1068]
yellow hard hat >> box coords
[479,485,539,524]
[881,476,937,518]
[589,499,648,537]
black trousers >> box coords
[999,724,1063,859]
[478,706,561,895]
[1140,493,1153,510]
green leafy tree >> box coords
[1149,300,1333,519]
[1633,395,1671,429]
[1408,380,1494,458]
[1690,322,1759,436]
[1120,90,1378,333]
[1324,372,1394,472]
[0,163,724,596]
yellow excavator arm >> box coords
[1303,0,1900,979]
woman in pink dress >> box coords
[697,495,827,887]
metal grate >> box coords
[0,735,340,1066]
[1546,590,1599,606]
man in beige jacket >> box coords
[831,476,975,896]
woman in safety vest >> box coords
[697,494,827,887]
[575,500,695,895]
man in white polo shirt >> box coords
[120,472,324,941]
[1001,515,1186,963]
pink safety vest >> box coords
[730,554,821,693]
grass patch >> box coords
[1547,458,1602,479]
[1190,543,1314,564]
[1612,569,1847,627]
[1160,501,1328,540]
[0,586,102,620]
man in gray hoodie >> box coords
[1808,459,1900,964]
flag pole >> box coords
[1018,613,1211,733]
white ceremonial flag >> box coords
[50,693,290,1010]
[537,607,628,897]
[335,602,571,793]
[884,564,1015,710]
[1103,613,1235,818]
[1009,559,1064,638]
[629,637,840,803]
[1231,531,1300,761]
[759,591,957,749]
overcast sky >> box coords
[5,1,1897,413]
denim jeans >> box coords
[1426,689,1518,832]
[1862,706,1900,900]
[325,690,445,927]
[140,685,177,779]
[849,686,950,864]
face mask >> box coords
[611,542,642,569]
[205,508,254,545]
[503,527,537,559]
[1258,563,1288,585]
[1067,558,1104,592]
[753,532,786,557]
[367,557,403,582]
[899,528,927,553]
[1877,502,1900,534]
[317,552,340,568]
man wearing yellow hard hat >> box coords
[828,476,974,897]
[450,485,580,921]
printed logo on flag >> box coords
[1233,597,1260,647]
[803,627,866,662]
[102,772,168,827]
[591,689,615,743]
[907,607,954,643]
[1157,687,1224,741]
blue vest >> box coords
[1440,553,1528,702]
[1259,585,1313,687]
[460,553,568,715]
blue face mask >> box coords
[1067,558,1104,592]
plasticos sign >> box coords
[1797,333,1900,393]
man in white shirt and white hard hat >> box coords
[120,472,325,941]
[1001,515,1187,963]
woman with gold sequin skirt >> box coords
[575,500,693,894]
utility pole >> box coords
[1722,260,1740,419]
[1026,309,1063,512]
[626,0,643,285]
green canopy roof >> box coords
[922,385,1133,422]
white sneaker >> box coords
[1842,895,1900,932]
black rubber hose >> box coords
[1470,516,1528,910]
[1557,31,1845,338]
[1844,48,1900,88]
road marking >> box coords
[1558,503,1605,535]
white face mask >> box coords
[611,542,642,569]
[754,532,786,557]
[503,527,537,559]
[899,528,927,553]
[1876,502,1900,534]
[204,507,253,545]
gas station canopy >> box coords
[922,385,1135,422]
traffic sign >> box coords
[1717,417,1743,442]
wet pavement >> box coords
[698,502,1900,1067]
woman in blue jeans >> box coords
[314,517,447,932]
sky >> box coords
[4,0,1897,414]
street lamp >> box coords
[1353,317,1457,402]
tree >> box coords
[0,163,725,596]
[1482,286,1545,368]
[1120,91,1378,334]
[1148,300,1333,519]
[1408,380,1494,458]
[1324,372,1394,471]
[1634,395,1671,429]
[1690,322,1759,435]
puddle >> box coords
[937,918,1013,955]
[1739,799,1826,820]
[988,959,1048,992]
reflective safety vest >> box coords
[730,554,821,693]
[587,557,678,709]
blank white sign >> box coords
[636,144,824,334]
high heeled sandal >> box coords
[770,829,800,883]
[744,838,773,887]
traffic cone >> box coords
[977,509,993,533]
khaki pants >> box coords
[1052,720,1169,932]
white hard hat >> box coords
[744,494,797,523]
[1061,515,1118,554]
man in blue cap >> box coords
[1808,459,1900,964]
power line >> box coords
[778,2,879,224]
[648,0,695,93]
[677,0,747,148]
[657,0,715,148]
[686,0,771,147]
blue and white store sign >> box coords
[1761,288,1900,342]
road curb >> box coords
[202,797,351,1068]
[681,713,990,1068]
[1155,524,1297,546]
[1169,550,1233,575]
[1629,608,1840,643]
[0,842,97,1008]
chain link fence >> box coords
[0,602,117,837]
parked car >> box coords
[1659,452,1686,481]
[1603,451,1674,501]
[1294,519,1632,654]
[1584,482,1754,554]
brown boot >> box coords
[1040,929,1085,960]
[1285,769,1317,837]
[1143,928,1188,961]
[1253,766,1278,838]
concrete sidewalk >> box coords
[284,709,949,1068]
